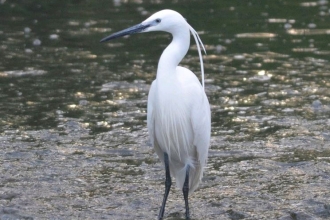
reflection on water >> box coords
[0,0,330,219]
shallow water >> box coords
[1,0,330,219]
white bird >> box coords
[101,9,211,220]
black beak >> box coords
[100,23,150,42]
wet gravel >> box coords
[1,116,329,219]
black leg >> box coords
[158,153,171,220]
[183,165,190,220]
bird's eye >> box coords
[156,18,161,23]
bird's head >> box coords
[141,9,186,33]
[100,9,187,42]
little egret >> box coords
[101,9,211,220]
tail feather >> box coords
[188,164,203,193]
[173,163,203,194]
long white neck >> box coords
[157,26,190,80]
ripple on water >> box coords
[0,69,47,77]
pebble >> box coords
[49,34,59,40]
[24,27,31,34]
[308,23,316,28]
[33,39,41,46]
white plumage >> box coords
[101,9,211,219]
[145,9,210,193]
